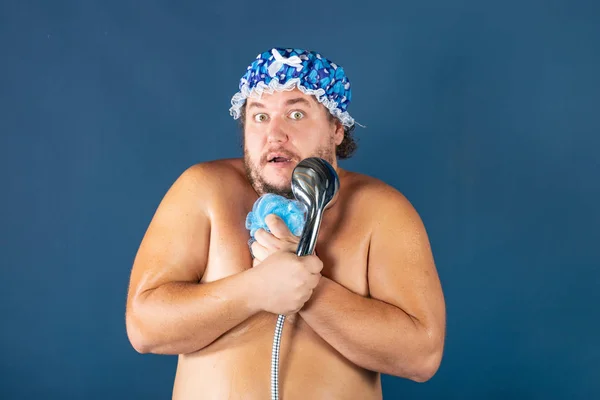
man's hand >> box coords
[250,214,300,264]
[247,213,323,315]
[249,251,323,315]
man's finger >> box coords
[265,214,297,241]
[251,241,269,261]
[303,255,324,274]
[254,228,281,249]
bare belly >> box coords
[172,312,382,400]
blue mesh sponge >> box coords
[245,193,307,238]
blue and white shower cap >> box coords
[229,48,355,128]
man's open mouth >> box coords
[268,156,292,163]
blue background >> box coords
[1,0,599,398]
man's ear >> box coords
[333,120,345,146]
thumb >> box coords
[265,214,295,240]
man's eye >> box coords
[290,111,304,120]
[254,113,268,122]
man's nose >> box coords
[266,117,289,143]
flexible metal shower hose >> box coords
[271,314,286,400]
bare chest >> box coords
[201,200,371,297]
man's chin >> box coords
[259,178,294,199]
[265,180,292,191]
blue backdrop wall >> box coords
[1,0,599,398]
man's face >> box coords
[243,89,344,198]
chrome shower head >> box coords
[291,157,340,256]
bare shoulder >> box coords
[177,158,246,188]
[340,169,418,223]
[171,158,247,203]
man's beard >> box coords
[244,141,335,199]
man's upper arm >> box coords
[367,184,446,338]
[127,164,212,303]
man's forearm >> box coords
[126,269,261,355]
[298,277,441,382]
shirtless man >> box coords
[125,48,446,399]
